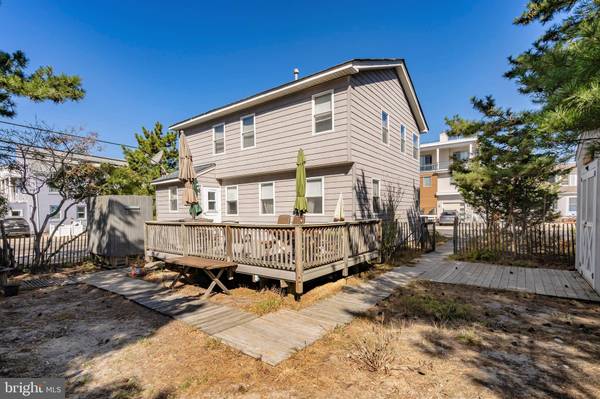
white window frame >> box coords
[10,209,22,217]
[372,179,381,213]
[168,186,178,213]
[225,185,239,216]
[412,133,419,160]
[423,176,432,188]
[567,196,577,215]
[400,124,406,153]
[258,181,276,215]
[240,114,256,150]
[206,190,218,212]
[306,176,325,215]
[568,174,577,186]
[381,110,390,145]
[76,205,87,220]
[212,123,226,155]
[311,89,335,135]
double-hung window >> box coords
[226,186,238,215]
[372,179,381,213]
[400,125,406,153]
[259,182,275,215]
[306,177,324,214]
[76,205,86,220]
[241,115,255,149]
[568,197,577,214]
[213,124,225,154]
[313,91,333,133]
[207,191,217,211]
[412,133,419,160]
[381,111,389,144]
[169,186,178,212]
[49,205,60,220]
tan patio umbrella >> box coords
[293,149,308,215]
[178,131,201,217]
[333,193,345,222]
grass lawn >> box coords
[2,279,599,398]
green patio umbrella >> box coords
[293,149,308,215]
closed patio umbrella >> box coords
[178,131,202,218]
[293,149,308,215]
[334,193,344,222]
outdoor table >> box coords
[165,256,237,299]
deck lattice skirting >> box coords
[144,220,383,295]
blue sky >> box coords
[2,1,543,158]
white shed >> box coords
[576,130,600,294]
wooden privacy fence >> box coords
[454,222,576,266]
[0,232,89,270]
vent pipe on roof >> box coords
[293,68,299,81]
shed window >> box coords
[372,179,381,213]
[412,133,419,159]
[169,187,178,212]
[241,115,255,149]
[400,125,406,153]
[213,124,225,154]
[381,111,389,144]
[259,182,275,215]
[313,91,333,133]
[226,186,238,215]
[306,177,324,214]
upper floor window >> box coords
[412,133,419,159]
[169,186,178,212]
[381,111,389,145]
[568,196,577,214]
[372,179,381,213]
[226,186,239,215]
[259,182,275,215]
[306,177,324,214]
[241,114,255,149]
[76,205,86,220]
[569,174,577,186]
[213,124,225,154]
[400,125,406,153]
[453,151,469,161]
[313,91,334,134]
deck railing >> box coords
[145,219,382,292]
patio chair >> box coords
[292,215,305,225]
[277,215,291,224]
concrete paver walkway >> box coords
[81,241,599,365]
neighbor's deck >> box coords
[144,220,382,294]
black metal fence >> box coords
[454,222,576,266]
[382,219,436,259]
[0,232,89,271]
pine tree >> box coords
[107,122,178,196]
[0,50,84,117]
[446,97,563,228]
[506,0,600,145]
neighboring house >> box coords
[419,133,578,221]
[0,153,126,232]
[419,132,478,221]
[153,59,429,223]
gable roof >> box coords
[151,163,216,185]
[170,58,429,133]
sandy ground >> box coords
[2,278,600,399]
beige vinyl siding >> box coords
[220,164,353,224]
[184,77,350,180]
[155,183,189,220]
[350,69,421,220]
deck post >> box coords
[294,225,303,299]
[225,225,233,262]
[342,223,349,277]
[181,224,188,256]
[143,223,150,262]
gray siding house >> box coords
[153,59,428,223]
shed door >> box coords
[578,160,597,286]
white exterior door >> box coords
[203,187,221,223]
[578,159,597,287]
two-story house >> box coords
[153,59,429,223]
[419,133,578,221]
[419,132,478,220]
[1,152,126,232]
